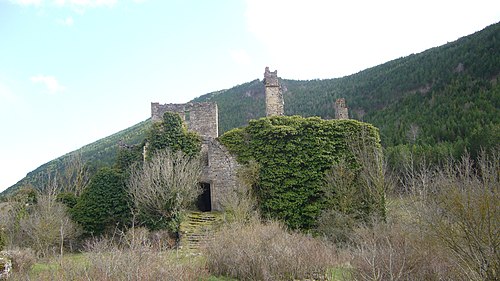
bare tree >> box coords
[18,195,80,258]
[128,149,202,227]
[30,151,89,196]
[406,123,420,144]
[4,174,81,259]
[59,151,90,196]
[422,150,500,281]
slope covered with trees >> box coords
[2,22,498,196]
[196,22,499,158]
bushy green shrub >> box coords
[219,116,384,229]
[56,192,78,209]
[71,168,131,236]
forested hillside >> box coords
[195,22,499,159]
[3,22,498,195]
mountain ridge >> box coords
[2,22,499,196]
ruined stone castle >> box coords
[151,101,239,211]
[263,67,284,117]
[334,98,349,119]
[151,67,349,211]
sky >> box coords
[0,0,499,192]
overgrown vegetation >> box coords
[220,116,384,230]
[128,149,202,232]
[1,145,498,280]
[71,167,131,236]
[4,23,498,196]
[0,22,498,281]
[146,112,201,159]
[413,150,499,280]
[205,219,338,281]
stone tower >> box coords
[263,67,284,116]
[151,102,218,138]
[334,98,349,119]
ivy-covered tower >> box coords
[263,67,284,116]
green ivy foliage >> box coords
[146,112,201,158]
[115,143,144,172]
[71,167,131,236]
[56,192,78,209]
[219,116,383,230]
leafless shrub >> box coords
[358,148,499,280]
[9,242,207,281]
[58,151,91,196]
[0,248,36,274]
[349,222,458,281]
[122,227,176,251]
[317,209,358,245]
[4,188,80,259]
[80,235,207,281]
[319,129,392,243]
[395,151,436,196]
[205,219,339,281]
[128,149,202,228]
[16,195,81,258]
[420,149,500,281]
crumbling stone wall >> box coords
[263,67,284,116]
[151,101,240,211]
[200,138,241,211]
[334,98,349,119]
[151,102,218,138]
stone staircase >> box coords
[179,211,223,253]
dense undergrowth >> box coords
[1,148,497,280]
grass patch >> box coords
[30,253,88,276]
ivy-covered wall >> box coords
[219,116,383,229]
[147,112,201,158]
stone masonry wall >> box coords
[200,138,241,211]
[151,100,240,211]
[264,67,284,116]
[334,98,349,119]
[151,102,218,138]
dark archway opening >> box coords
[197,182,211,212]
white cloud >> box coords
[230,49,252,66]
[57,16,74,26]
[30,75,66,94]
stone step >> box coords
[179,211,223,253]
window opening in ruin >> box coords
[197,182,211,212]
